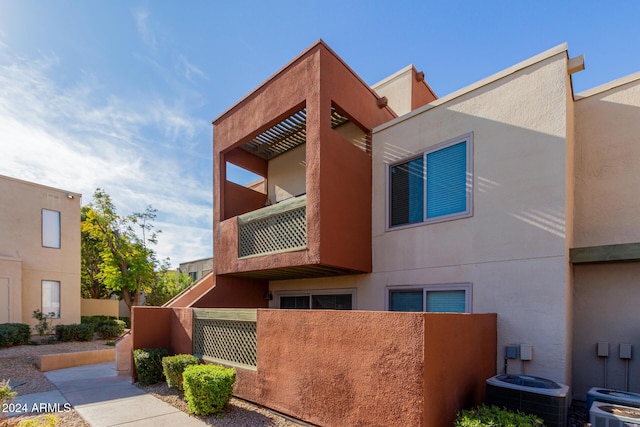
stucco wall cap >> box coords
[373,43,569,133]
[0,255,22,262]
[575,70,640,100]
[212,39,394,124]
[0,173,81,199]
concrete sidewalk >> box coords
[38,361,206,426]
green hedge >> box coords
[54,324,95,342]
[95,319,125,339]
[183,364,236,415]
[80,316,126,339]
[455,404,544,426]
[0,323,31,348]
[134,348,168,385]
[162,354,200,390]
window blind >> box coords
[426,141,467,219]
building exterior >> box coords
[0,175,81,327]
[177,257,213,283]
[160,39,640,407]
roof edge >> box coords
[575,70,640,100]
[0,173,82,198]
[374,43,569,133]
[213,39,395,124]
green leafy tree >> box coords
[81,206,110,299]
[82,189,161,310]
[145,269,193,306]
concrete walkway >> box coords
[13,361,207,426]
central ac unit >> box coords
[590,401,640,427]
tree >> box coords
[82,189,162,310]
[145,269,192,306]
[81,206,110,299]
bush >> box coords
[162,354,200,390]
[95,319,125,339]
[134,348,168,385]
[183,364,236,416]
[455,404,544,426]
[54,324,95,342]
[17,413,57,427]
[0,323,31,348]
[81,315,117,325]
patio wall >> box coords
[131,308,496,426]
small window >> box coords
[42,280,61,318]
[189,271,198,282]
[387,284,471,313]
[277,289,355,310]
[388,133,473,229]
[42,209,61,248]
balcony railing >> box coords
[192,308,257,371]
[237,195,307,258]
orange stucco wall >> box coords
[233,310,496,426]
[213,41,396,277]
[423,314,497,426]
[191,276,268,308]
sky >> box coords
[1,1,639,267]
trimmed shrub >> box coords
[54,324,95,342]
[455,404,544,426]
[183,364,236,416]
[81,315,117,325]
[0,323,31,348]
[95,319,125,339]
[162,354,200,390]
[134,348,168,385]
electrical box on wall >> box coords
[597,342,609,357]
[620,343,632,360]
[506,345,519,359]
[520,344,533,361]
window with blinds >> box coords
[388,133,473,228]
[388,284,471,313]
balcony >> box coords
[238,195,307,258]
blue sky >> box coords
[1,1,639,266]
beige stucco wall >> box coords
[267,143,306,203]
[271,50,573,384]
[571,74,640,399]
[81,298,119,317]
[0,256,22,323]
[574,74,640,247]
[0,175,81,326]
[573,262,640,399]
[372,65,414,116]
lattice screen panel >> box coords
[193,318,257,369]
[238,206,306,258]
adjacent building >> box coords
[0,175,81,327]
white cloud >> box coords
[0,46,213,267]
[132,7,157,51]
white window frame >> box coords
[42,280,61,319]
[385,283,472,313]
[385,132,474,231]
[274,288,357,310]
[42,209,61,248]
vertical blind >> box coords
[426,141,467,219]
[390,289,466,313]
[390,139,468,227]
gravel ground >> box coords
[1,340,110,427]
[1,340,305,426]
[137,382,306,426]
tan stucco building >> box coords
[163,40,640,405]
[0,175,81,328]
